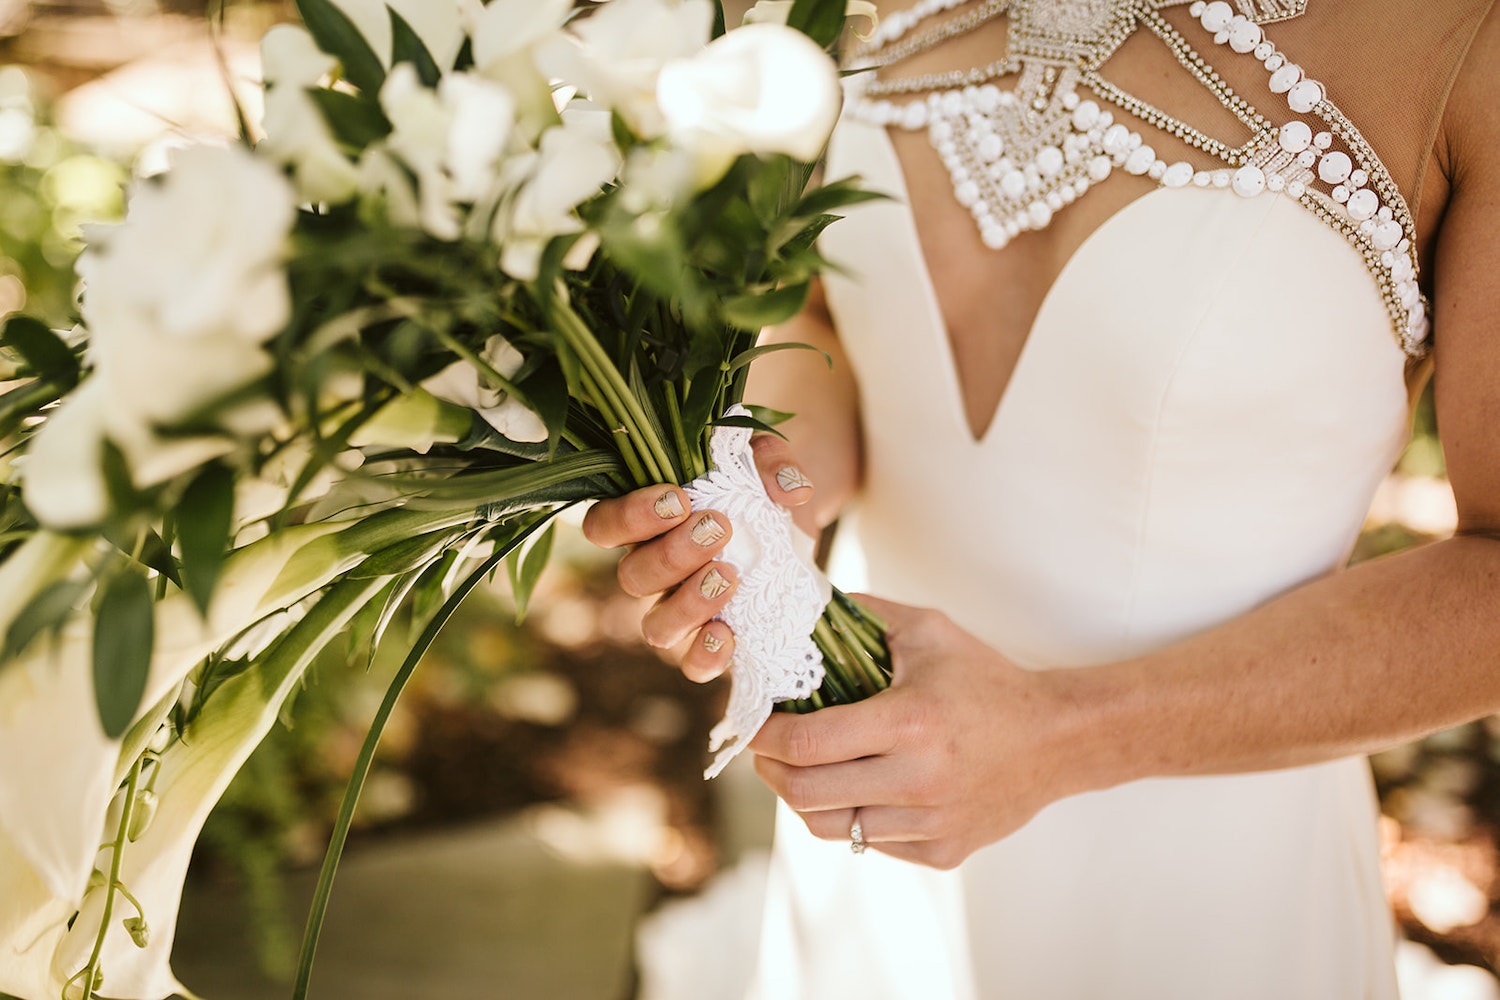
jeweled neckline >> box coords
[846,0,1430,357]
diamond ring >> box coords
[850,811,867,854]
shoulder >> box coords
[1436,1,1500,192]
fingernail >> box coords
[700,567,732,600]
[691,513,726,547]
[702,632,726,654]
[776,466,814,492]
[654,490,685,520]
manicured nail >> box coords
[699,567,732,600]
[702,632,726,654]
[776,466,813,492]
[691,514,726,547]
[654,490,685,520]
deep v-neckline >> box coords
[872,124,1186,448]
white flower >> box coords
[657,23,842,185]
[375,64,517,239]
[742,0,879,39]
[329,0,466,71]
[260,24,337,89]
[471,0,573,70]
[421,335,548,442]
[23,145,295,529]
[259,84,362,204]
[534,0,714,139]
[495,113,620,280]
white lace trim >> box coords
[685,406,831,778]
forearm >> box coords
[1051,533,1500,794]
[744,282,862,532]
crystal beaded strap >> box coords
[846,0,1431,356]
[685,406,832,779]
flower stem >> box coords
[69,757,145,1000]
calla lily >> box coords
[348,387,473,453]
[421,335,547,442]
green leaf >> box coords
[103,524,181,588]
[2,316,78,388]
[681,368,725,438]
[524,359,572,458]
[3,578,88,662]
[348,529,459,579]
[296,0,387,95]
[388,6,441,86]
[748,155,792,225]
[178,464,235,617]
[93,569,154,740]
[745,404,796,428]
[306,88,393,150]
[794,176,888,218]
[505,521,555,624]
[721,282,811,330]
[787,0,847,49]
[725,340,830,376]
[711,0,727,39]
[713,414,786,440]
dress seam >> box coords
[1118,195,1285,650]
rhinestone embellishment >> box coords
[850,0,1431,356]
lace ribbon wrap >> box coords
[686,406,831,778]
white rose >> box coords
[534,0,714,139]
[656,23,842,186]
[420,335,548,442]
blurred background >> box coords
[1,1,1496,997]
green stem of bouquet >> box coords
[65,756,146,1000]
[291,518,551,1000]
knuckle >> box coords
[781,770,818,812]
[785,719,821,764]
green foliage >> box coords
[93,567,155,739]
[506,520,556,623]
[178,464,236,617]
[388,7,442,86]
[296,0,386,95]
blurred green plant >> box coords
[0,65,125,327]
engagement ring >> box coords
[850,811,867,854]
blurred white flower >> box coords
[742,0,879,39]
[330,0,466,71]
[470,0,572,137]
[495,114,620,281]
[421,335,547,442]
[24,145,295,529]
[260,24,337,89]
[657,22,841,185]
[376,64,517,239]
[259,84,362,204]
[534,0,714,139]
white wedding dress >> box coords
[742,5,1492,994]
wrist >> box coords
[1035,661,1159,797]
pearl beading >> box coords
[848,0,1430,356]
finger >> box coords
[798,805,939,844]
[749,696,900,766]
[750,435,815,507]
[870,839,967,871]
[581,485,690,549]
[678,622,735,683]
[616,510,731,597]
[754,753,909,813]
[640,561,738,649]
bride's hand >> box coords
[751,595,1086,870]
[580,434,816,680]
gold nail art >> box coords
[776,466,814,492]
[702,632,726,654]
[691,514,726,547]
[653,490,685,520]
[699,568,732,600]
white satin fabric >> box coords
[748,108,1410,999]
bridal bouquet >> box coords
[0,1,889,998]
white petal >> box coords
[260,24,337,89]
[21,379,109,530]
[479,397,548,442]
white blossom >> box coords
[421,335,547,442]
[259,24,336,89]
[534,0,714,139]
[657,23,842,185]
[259,83,361,204]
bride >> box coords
[586,0,1500,995]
